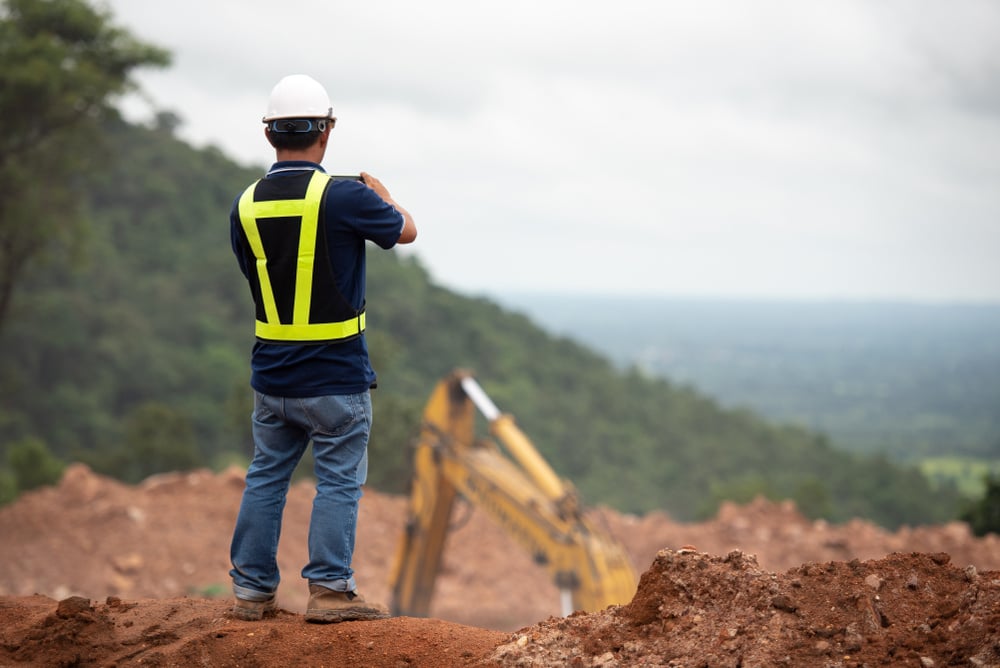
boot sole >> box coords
[231,602,277,621]
[305,608,390,623]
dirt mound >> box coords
[2,464,999,666]
[0,594,504,667]
[489,549,1000,667]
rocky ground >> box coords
[1,463,998,666]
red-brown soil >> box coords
[1,463,998,666]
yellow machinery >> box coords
[388,369,637,617]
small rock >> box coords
[771,595,798,613]
[919,656,935,667]
[593,651,618,667]
[56,596,92,618]
[864,574,883,591]
[111,553,144,575]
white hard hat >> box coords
[262,74,334,122]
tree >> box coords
[0,0,169,330]
[102,401,200,483]
[961,473,1000,537]
[5,436,64,491]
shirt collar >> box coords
[265,161,326,177]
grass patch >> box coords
[919,457,1000,498]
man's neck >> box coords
[275,149,323,164]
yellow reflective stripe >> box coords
[238,181,281,326]
[255,312,365,342]
[251,199,307,217]
[293,172,329,324]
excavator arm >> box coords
[389,370,637,617]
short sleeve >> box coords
[326,180,404,249]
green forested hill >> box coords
[0,118,964,528]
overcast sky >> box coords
[105,0,1000,303]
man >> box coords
[228,74,417,623]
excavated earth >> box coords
[1,463,998,667]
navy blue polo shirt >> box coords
[230,161,404,396]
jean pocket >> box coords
[304,394,366,437]
[252,391,278,422]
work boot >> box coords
[231,595,277,621]
[304,584,390,623]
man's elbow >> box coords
[397,218,417,244]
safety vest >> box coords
[237,170,365,344]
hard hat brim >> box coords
[262,108,335,123]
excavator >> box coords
[388,369,637,618]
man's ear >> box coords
[264,127,277,148]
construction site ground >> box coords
[1,464,998,666]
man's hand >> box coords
[359,172,392,202]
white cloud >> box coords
[107,0,1000,302]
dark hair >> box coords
[266,128,322,151]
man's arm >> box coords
[361,172,417,244]
[230,203,250,278]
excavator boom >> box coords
[389,370,637,617]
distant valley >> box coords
[493,294,1000,491]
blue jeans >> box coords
[230,391,371,601]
